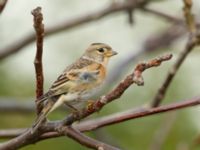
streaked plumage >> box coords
[32,43,117,132]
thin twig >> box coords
[151,34,199,107]
[0,0,7,13]
[142,7,183,24]
[183,0,196,33]
[58,126,120,150]
[151,0,200,107]
[31,7,44,114]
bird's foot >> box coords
[86,100,95,111]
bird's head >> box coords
[83,43,117,65]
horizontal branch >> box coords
[1,95,200,141]
[76,96,200,132]
[0,129,26,139]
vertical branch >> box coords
[183,0,196,33]
[0,0,7,13]
[151,0,199,107]
[31,7,44,115]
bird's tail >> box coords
[31,100,54,133]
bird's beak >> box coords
[111,50,118,56]
[106,50,118,57]
[107,50,117,57]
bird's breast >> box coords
[69,64,105,98]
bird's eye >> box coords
[97,48,104,53]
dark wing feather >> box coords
[50,73,69,89]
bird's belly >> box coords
[64,83,100,102]
[62,92,79,102]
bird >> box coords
[32,43,117,132]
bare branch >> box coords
[75,96,200,132]
[142,7,183,24]
[31,7,44,114]
[58,126,120,150]
[0,24,184,114]
[0,0,148,60]
[1,95,200,142]
[0,129,26,139]
[151,0,200,107]
[0,54,172,149]
[151,34,199,107]
[60,54,173,127]
[0,0,7,14]
[183,0,196,33]
[1,1,200,149]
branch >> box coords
[0,0,7,14]
[58,126,120,150]
[142,7,183,24]
[0,0,149,60]
[1,95,200,141]
[0,23,185,114]
[183,0,196,33]
[31,7,44,114]
[0,129,26,139]
[59,54,173,127]
[151,0,200,107]
[75,96,200,132]
[33,95,200,140]
[151,34,199,107]
[32,7,116,150]
[0,54,172,149]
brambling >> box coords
[32,43,117,131]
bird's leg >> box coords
[64,102,78,112]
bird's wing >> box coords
[47,58,96,97]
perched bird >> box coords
[32,43,117,132]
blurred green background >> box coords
[0,0,200,149]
